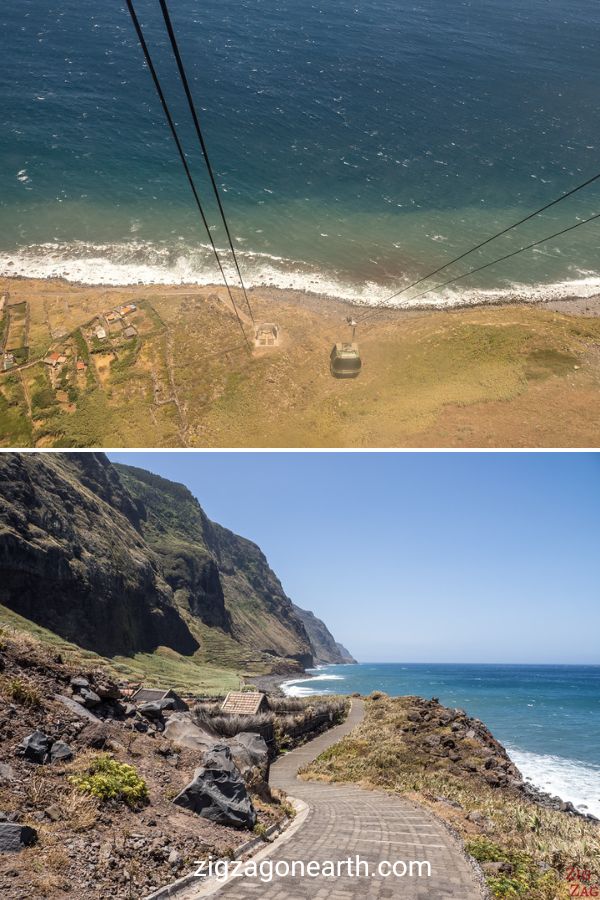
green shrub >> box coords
[2,677,41,707]
[69,755,149,808]
[466,837,566,899]
[31,387,57,412]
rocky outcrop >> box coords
[291,605,357,664]
[400,697,524,789]
[164,715,269,780]
[172,745,257,829]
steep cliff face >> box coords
[115,465,314,669]
[111,465,231,633]
[0,455,351,674]
[0,454,198,658]
[291,605,357,665]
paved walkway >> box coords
[190,700,483,899]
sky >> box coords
[108,452,599,665]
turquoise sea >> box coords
[283,663,600,817]
[2,0,600,307]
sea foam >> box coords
[281,673,346,697]
[2,240,600,311]
[507,746,600,819]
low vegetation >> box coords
[69,755,149,808]
[0,605,242,695]
[192,695,349,751]
[302,694,600,900]
[0,676,42,707]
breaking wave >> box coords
[2,240,600,311]
[281,673,347,697]
[507,745,600,818]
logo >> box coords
[566,867,599,898]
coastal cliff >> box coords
[0,454,349,674]
[291,604,357,664]
[115,463,315,670]
[0,453,197,658]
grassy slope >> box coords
[0,604,239,694]
[1,276,600,447]
[302,695,600,900]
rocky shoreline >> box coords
[303,693,600,898]
[253,671,598,823]
[392,694,597,823]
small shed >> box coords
[130,687,188,711]
[123,326,137,339]
[221,691,268,715]
[254,323,279,348]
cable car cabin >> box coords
[330,342,361,378]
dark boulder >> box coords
[172,745,256,829]
[439,711,455,726]
[55,694,100,723]
[230,733,269,779]
[560,800,578,814]
[18,730,52,764]
[139,701,167,720]
[81,723,111,749]
[484,771,501,787]
[94,679,122,701]
[0,822,38,852]
[49,740,73,763]
[79,687,101,708]
[70,676,90,691]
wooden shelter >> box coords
[130,687,188,711]
[220,691,268,715]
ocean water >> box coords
[2,0,600,308]
[283,663,600,817]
